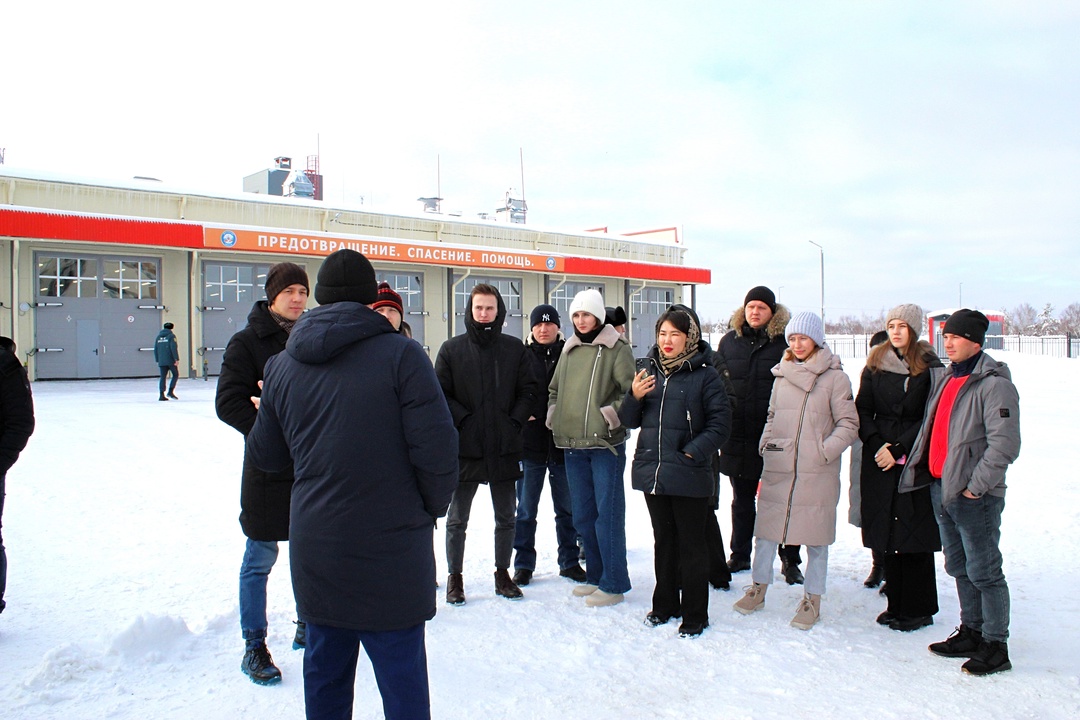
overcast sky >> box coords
[4,1,1078,325]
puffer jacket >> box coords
[522,333,565,464]
[755,345,859,547]
[434,289,538,484]
[619,346,732,497]
[715,304,791,478]
[215,301,296,541]
[898,352,1020,509]
[547,324,635,451]
[856,343,942,554]
[247,301,458,632]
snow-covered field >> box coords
[2,352,1078,719]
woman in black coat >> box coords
[619,308,731,638]
[856,304,942,632]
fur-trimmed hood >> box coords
[561,323,624,354]
[729,303,791,340]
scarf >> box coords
[268,308,297,335]
[658,313,701,376]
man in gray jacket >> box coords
[898,309,1020,676]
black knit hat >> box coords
[605,306,627,327]
[744,286,776,312]
[943,309,989,345]
[265,262,310,304]
[163,322,174,330]
[530,303,561,328]
[371,282,404,316]
[314,249,378,305]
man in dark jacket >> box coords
[216,261,309,685]
[899,309,1020,676]
[435,284,539,605]
[153,322,180,401]
[248,249,458,719]
[511,304,586,587]
[0,337,35,615]
[716,286,804,583]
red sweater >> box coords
[928,376,969,478]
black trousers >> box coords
[883,551,939,618]
[645,494,711,626]
[705,508,731,587]
[728,473,802,565]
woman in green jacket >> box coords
[547,289,635,607]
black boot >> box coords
[292,620,306,650]
[446,573,466,605]
[241,641,282,685]
[727,557,751,573]
[929,625,983,658]
[559,564,587,583]
[863,563,884,588]
[159,394,169,401]
[512,568,533,586]
[889,615,934,632]
[962,640,1011,676]
[781,559,804,585]
[495,569,523,599]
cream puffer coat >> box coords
[754,345,859,547]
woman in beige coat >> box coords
[733,312,858,629]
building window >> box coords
[631,287,673,316]
[205,263,265,304]
[453,276,522,314]
[547,281,604,317]
[103,260,158,300]
[37,256,99,298]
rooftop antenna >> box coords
[519,147,525,215]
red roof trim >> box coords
[562,256,710,284]
[0,207,202,248]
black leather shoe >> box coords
[781,560,804,585]
[678,622,708,638]
[167,392,179,400]
[494,569,523,599]
[644,612,670,627]
[446,573,466,605]
[876,611,896,626]
[241,642,282,685]
[889,615,933,632]
[559,564,587,583]
[726,558,751,573]
[512,568,533,586]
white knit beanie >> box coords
[886,303,925,335]
[568,289,607,326]
[785,311,825,347]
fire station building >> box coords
[0,168,710,381]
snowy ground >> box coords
[2,352,1079,719]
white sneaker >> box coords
[572,583,599,597]
[585,590,624,607]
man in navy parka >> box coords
[248,249,458,720]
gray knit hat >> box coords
[886,303,924,335]
[785,311,825,347]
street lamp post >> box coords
[808,241,824,325]
[959,282,963,307]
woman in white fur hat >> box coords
[547,289,636,607]
[732,312,858,629]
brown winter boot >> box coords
[446,573,466,605]
[494,569,524,599]
[733,583,767,615]
[791,593,821,630]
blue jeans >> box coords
[305,622,429,720]
[513,459,578,572]
[931,482,1010,642]
[564,446,631,595]
[0,474,6,614]
[240,538,280,640]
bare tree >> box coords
[1006,303,1037,334]
[1059,303,1080,335]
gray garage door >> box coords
[200,261,274,376]
[453,274,525,340]
[33,254,163,379]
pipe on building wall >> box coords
[547,275,566,304]
[188,250,198,377]
[11,238,20,358]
